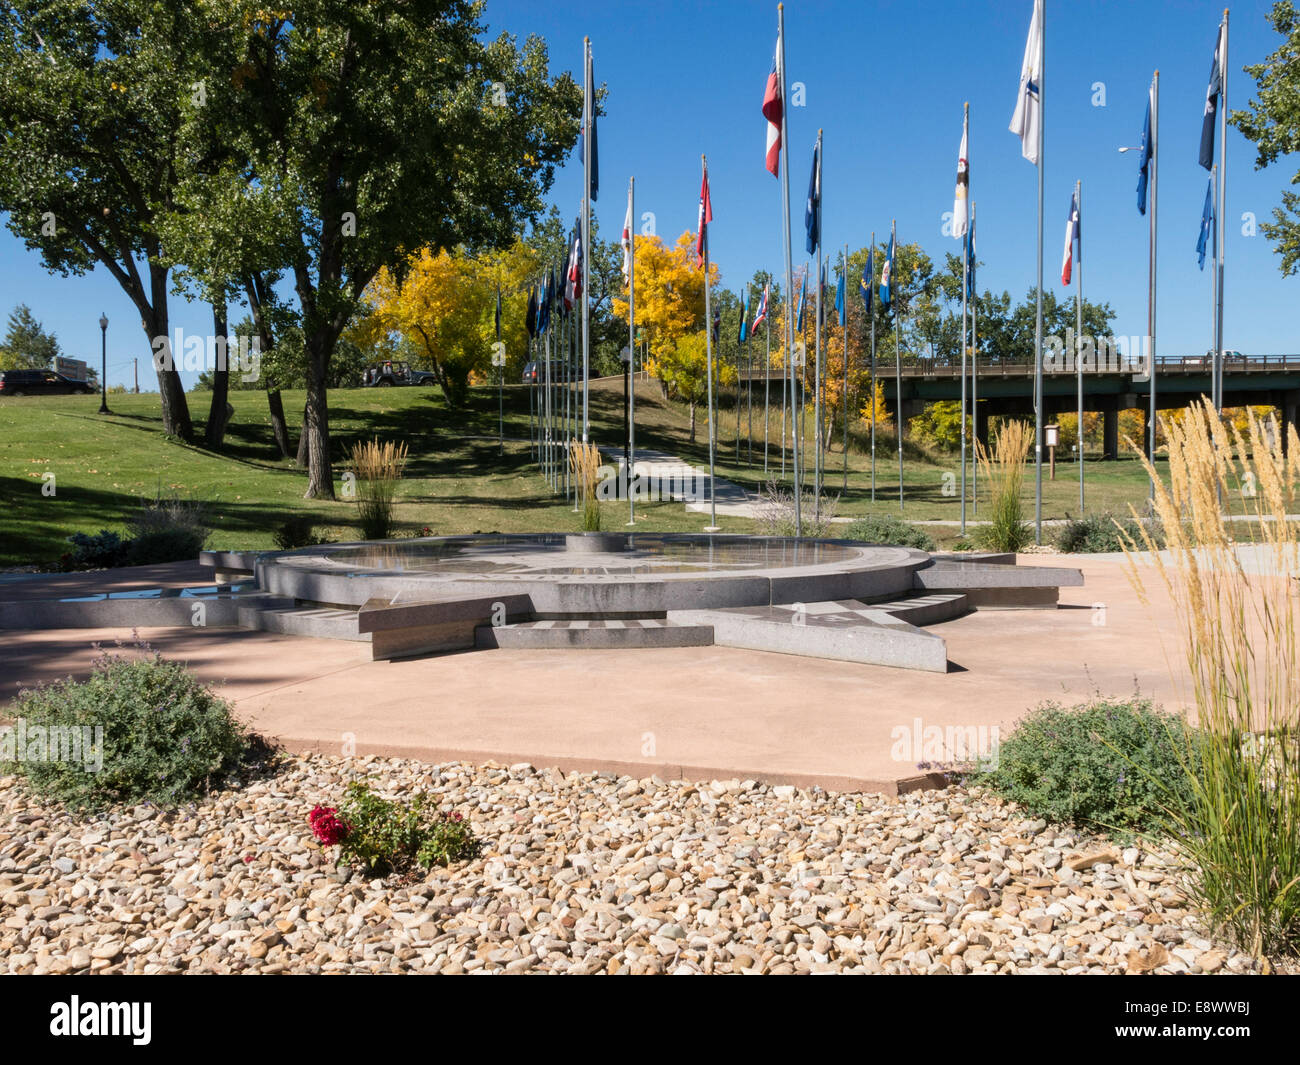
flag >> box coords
[965,216,976,300]
[621,192,633,287]
[752,284,769,330]
[556,261,569,318]
[1197,175,1214,270]
[818,258,827,329]
[495,285,502,340]
[525,284,539,338]
[564,223,583,311]
[880,232,896,308]
[1200,22,1226,170]
[1009,0,1043,165]
[739,287,750,344]
[583,48,599,201]
[1137,83,1154,215]
[538,267,554,334]
[953,113,970,238]
[804,137,821,254]
[860,246,874,313]
[762,43,782,176]
[711,302,721,346]
[835,266,846,328]
[696,163,713,266]
[796,269,807,332]
[1061,187,1080,285]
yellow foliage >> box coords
[613,232,720,368]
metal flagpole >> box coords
[960,106,969,536]
[842,243,850,493]
[893,219,903,513]
[1033,0,1046,544]
[970,205,978,517]
[747,318,754,466]
[736,306,742,464]
[702,154,718,532]
[813,131,823,517]
[1148,70,1159,499]
[1215,11,1228,414]
[563,305,570,499]
[764,307,771,474]
[1075,179,1085,513]
[1211,163,1220,411]
[778,3,800,535]
[582,38,592,443]
[870,229,877,503]
[628,176,637,526]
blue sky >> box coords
[1,0,1294,388]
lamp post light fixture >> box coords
[97,313,110,414]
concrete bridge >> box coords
[737,354,1300,458]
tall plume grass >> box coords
[569,441,603,532]
[348,437,408,540]
[974,419,1033,552]
[1122,400,1300,957]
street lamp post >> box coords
[98,313,110,414]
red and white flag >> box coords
[696,163,713,266]
[762,44,782,177]
[621,193,633,287]
[752,283,769,330]
[1061,187,1080,285]
[564,224,583,311]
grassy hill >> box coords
[0,376,1167,568]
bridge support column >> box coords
[1102,407,1119,461]
[1283,391,1300,458]
[975,406,990,452]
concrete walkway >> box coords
[0,554,1198,794]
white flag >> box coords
[621,192,633,287]
[953,114,969,239]
[1009,0,1043,165]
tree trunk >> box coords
[689,401,696,443]
[302,348,335,499]
[267,389,292,459]
[147,263,192,440]
[204,298,231,449]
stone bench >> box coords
[357,593,533,660]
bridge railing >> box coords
[737,354,1300,379]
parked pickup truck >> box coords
[361,361,437,387]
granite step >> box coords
[476,617,714,650]
[239,604,369,642]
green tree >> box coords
[169,2,582,498]
[1232,1,1300,275]
[0,304,60,369]
[0,0,202,437]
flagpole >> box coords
[1215,11,1228,414]
[582,38,592,443]
[1033,0,1045,544]
[1148,70,1159,499]
[1075,179,1085,514]
[960,102,970,537]
[870,230,877,503]
[842,243,850,493]
[814,132,824,518]
[777,4,800,536]
[747,307,754,466]
[970,205,978,517]
[893,219,903,513]
[764,305,771,475]
[496,286,503,456]
[702,154,719,532]
[1211,163,1220,410]
[627,176,637,526]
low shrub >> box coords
[755,479,840,538]
[273,515,328,551]
[2,644,249,810]
[1055,511,1164,554]
[65,530,128,570]
[975,419,1033,553]
[975,697,1200,838]
[310,781,478,874]
[844,513,936,551]
[349,438,408,540]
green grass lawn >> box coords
[0,376,1175,567]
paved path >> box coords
[0,554,1199,793]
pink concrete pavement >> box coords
[0,555,1193,793]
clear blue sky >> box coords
[1,0,1294,388]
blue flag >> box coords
[965,216,976,300]
[1137,86,1154,216]
[796,271,807,332]
[835,265,846,328]
[739,287,750,344]
[1197,176,1214,270]
[1200,24,1226,170]
[880,232,896,308]
[584,52,599,201]
[804,139,821,255]
[860,246,874,313]
[525,284,539,338]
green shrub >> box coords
[1055,511,1164,554]
[321,780,478,874]
[2,646,249,810]
[273,515,328,550]
[976,697,1201,838]
[123,527,208,566]
[844,513,936,551]
[65,530,127,569]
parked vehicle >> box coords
[0,369,95,396]
[361,361,437,387]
